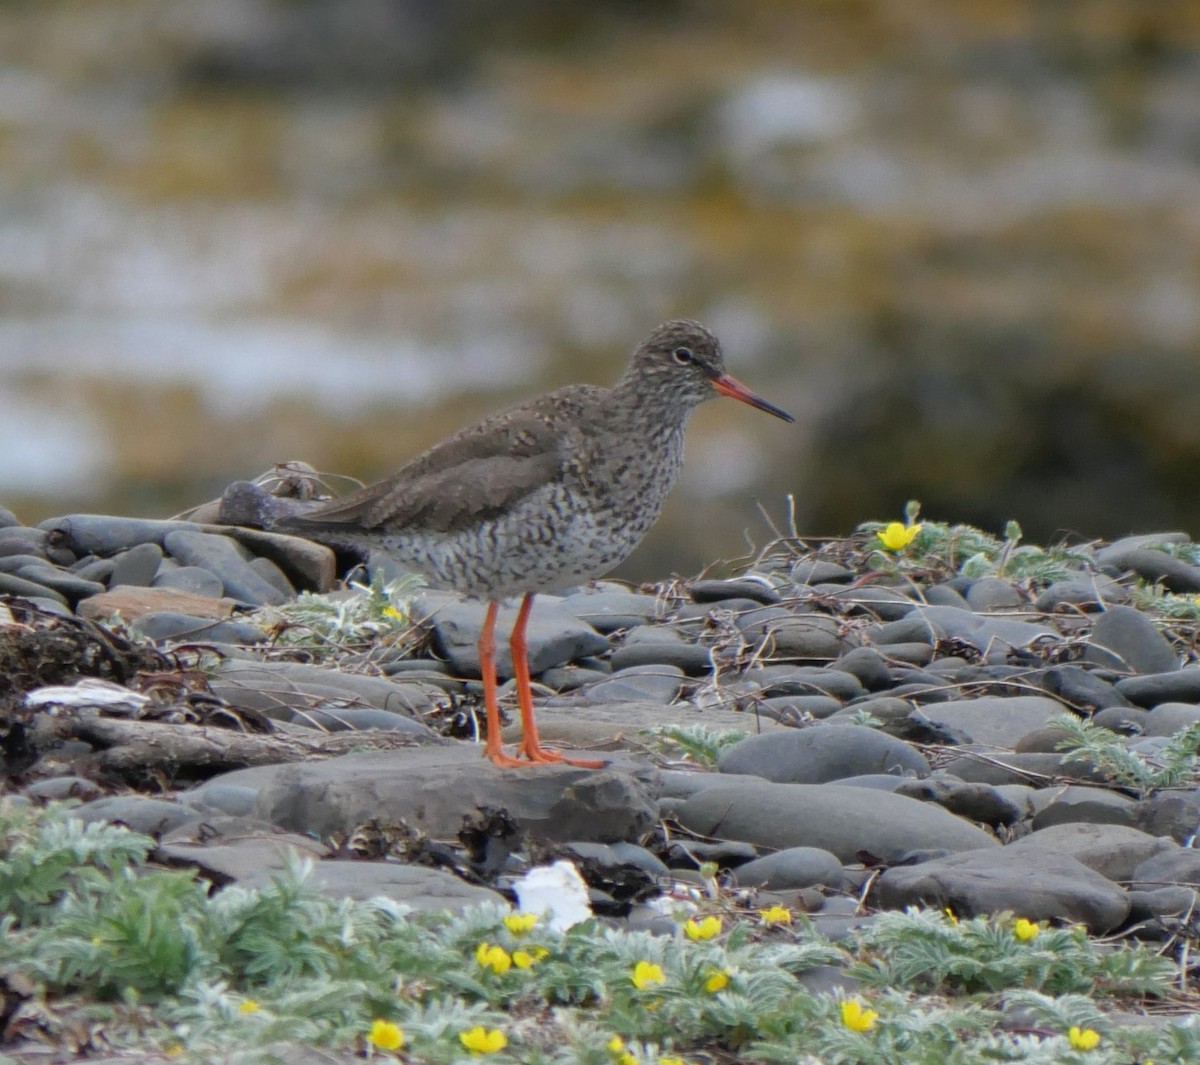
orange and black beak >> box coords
[712,373,794,422]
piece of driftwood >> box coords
[30,708,438,782]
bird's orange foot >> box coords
[518,742,607,768]
[485,744,536,769]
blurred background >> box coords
[2,0,1199,579]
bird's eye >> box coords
[672,347,694,365]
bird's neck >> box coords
[607,373,697,433]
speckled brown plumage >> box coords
[280,319,792,766]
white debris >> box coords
[24,677,151,713]
[511,860,592,932]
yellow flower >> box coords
[1068,1027,1100,1050]
[840,999,879,1032]
[877,521,921,551]
[758,904,793,925]
[367,1019,405,1051]
[460,1026,507,1054]
[631,960,665,989]
[512,949,538,969]
[237,998,260,1014]
[1013,918,1039,941]
[607,1035,626,1053]
[475,942,512,974]
[382,605,406,621]
[943,907,958,925]
[703,968,729,993]
[683,915,721,941]
[504,912,538,935]
[164,1046,183,1058]
[659,1058,689,1065]
[617,1056,637,1065]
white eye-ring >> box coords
[672,346,694,365]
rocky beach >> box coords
[1,484,1199,1062]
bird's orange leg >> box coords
[479,599,527,768]
[511,593,605,767]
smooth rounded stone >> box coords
[213,525,338,594]
[673,598,770,630]
[826,586,917,621]
[868,605,982,646]
[736,608,851,660]
[133,612,267,645]
[0,572,68,606]
[537,666,612,691]
[1013,722,1080,753]
[1143,702,1200,736]
[758,694,844,722]
[732,847,845,891]
[156,820,329,878]
[964,577,1023,612]
[1099,532,1192,555]
[790,559,854,585]
[941,751,1108,787]
[163,529,289,607]
[1126,885,1200,921]
[370,656,459,683]
[741,665,864,700]
[832,702,968,746]
[40,515,203,558]
[180,783,259,817]
[1084,605,1178,674]
[1034,664,1132,713]
[151,565,227,598]
[873,641,934,666]
[1029,785,1136,829]
[677,779,996,864]
[1007,822,1177,882]
[70,556,116,583]
[718,724,929,784]
[687,577,781,605]
[23,775,104,802]
[666,839,760,868]
[905,695,1069,750]
[0,552,57,573]
[296,707,432,733]
[827,773,911,791]
[416,592,609,679]
[14,565,105,604]
[873,848,1130,933]
[569,664,684,705]
[1130,848,1200,889]
[250,746,656,843]
[559,588,664,632]
[211,660,439,720]
[1117,669,1200,707]
[108,542,164,588]
[1096,544,1200,593]
[607,841,670,876]
[919,656,983,681]
[0,526,52,559]
[894,777,1023,828]
[657,769,764,800]
[1091,705,1151,732]
[922,583,971,609]
[884,679,958,704]
[1132,791,1200,843]
[66,796,200,836]
[610,625,712,674]
[832,646,892,690]
[992,784,1037,818]
[1034,575,1130,612]
[248,555,297,598]
[0,506,19,527]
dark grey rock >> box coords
[109,542,164,588]
[718,724,929,784]
[0,507,19,527]
[1085,605,1178,674]
[1117,669,1200,707]
[832,646,892,690]
[790,560,854,585]
[964,577,1023,612]
[607,841,670,876]
[1006,822,1177,882]
[23,776,104,802]
[894,777,1023,827]
[248,555,297,598]
[216,525,338,593]
[610,625,712,674]
[914,695,1069,749]
[941,751,1108,787]
[827,585,917,621]
[923,583,972,608]
[758,694,844,722]
[742,665,864,700]
[1034,575,1131,612]
[181,783,259,817]
[66,797,199,836]
[41,515,203,558]
[873,847,1130,933]
[1130,848,1200,889]
[872,642,934,665]
[688,577,781,605]
[676,779,996,863]
[1126,885,1200,920]
[0,553,55,573]
[0,526,49,559]
[250,746,656,843]
[564,664,684,705]
[1132,791,1200,844]
[737,609,850,659]
[163,529,289,606]
[1096,543,1200,592]
[560,588,663,632]
[666,838,760,869]
[70,557,117,584]
[417,592,609,678]
[1030,785,1136,829]
[132,612,267,645]
[14,565,105,604]
[152,564,226,598]
[298,707,433,732]
[1035,665,1132,713]
[1091,705,1150,732]
[732,847,845,890]
[0,572,68,605]
[1143,703,1200,736]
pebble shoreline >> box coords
[4,498,1200,952]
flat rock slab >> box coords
[156,825,330,882]
[916,695,1068,749]
[874,846,1131,933]
[675,779,996,863]
[77,585,239,622]
[247,745,659,843]
[1005,822,1178,882]
[717,724,929,783]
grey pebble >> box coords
[560,588,663,632]
[611,625,712,674]
[153,565,226,598]
[71,557,117,584]
[757,694,844,722]
[1097,545,1200,593]
[718,723,929,784]
[164,529,288,606]
[893,777,1022,827]
[736,608,850,659]
[1084,604,1177,674]
[15,565,105,604]
[559,664,684,705]
[133,612,267,645]
[963,577,1023,612]
[67,796,199,836]
[1116,668,1200,707]
[1034,575,1130,612]
[742,665,864,700]
[41,515,202,557]
[24,776,104,802]
[1034,664,1132,713]
[1007,822,1177,882]
[832,646,892,690]
[1029,785,1135,830]
[790,559,854,585]
[923,583,971,608]
[0,572,68,605]
[109,542,164,588]
[688,577,781,605]
[248,555,297,598]
[827,585,917,621]
[732,846,845,890]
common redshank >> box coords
[277,320,793,767]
